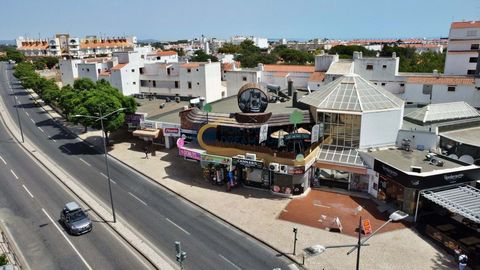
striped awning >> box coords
[422,185,480,223]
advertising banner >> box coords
[179,148,202,161]
[311,124,319,143]
[259,124,268,143]
[232,157,264,169]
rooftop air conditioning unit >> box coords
[269,163,279,172]
[245,153,256,160]
[279,164,288,174]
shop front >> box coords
[270,165,311,196]
[232,156,268,189]
[200,153,233,187]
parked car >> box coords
[59,202,92,235]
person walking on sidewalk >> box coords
[144,146,149,159]
[458,253,468,270]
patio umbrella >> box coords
[270,129,289,139]
[294,127,311,134]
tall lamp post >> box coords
[73,107,125,223]
[304,210,408,269]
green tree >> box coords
[190,50,218,62]
[0,48,25,63]
[328,45,376,59]
[218,43,241,54]
[0,253,7,266]
[73,78,96,91]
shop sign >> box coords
[259,124,268,143]
[142,120,159,129]
[284,133,310,141]
[444,173,464,183]
[179,148,202,161]
[125,113,146,125]
[201,154,232,167]
[232,157,264,169]
[288,166,305,174]
[362,219,373,235]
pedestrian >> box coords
[144,146,149,159]
[458,253,468,270]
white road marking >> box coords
[219,254,241,270]
[165,218,190,235]
[41,208,92,270]
[61,146,71,153]
[78,158,92,167]
[38,127,45,133]
[51,138,57,142]
[0,155,6,165]
[10,169,18,180]
[128,192,148,206]
[99,173,117,184]
[30,118,35,123]
[22,185,34,198]
[288,263,301,269]
[25,112,29,117]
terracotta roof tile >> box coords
[308,72,325,82]
[263,64,315,73]
[273,71,289,77]
[111,63,127,70]
[151,50,177,56]
[451,21,480,29]
[181,62,201,68]
[99,71,111,76]
[18,41,49,50]
[79,40,133,49]
[406,76,474,85]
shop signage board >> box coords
[179,148,202,161]
[142,120,159,129]
[373,159,480,189]
[362,219,373,235]
[162,123,181,137]
[201,154,232,169]
[232,157,264,169]
[284,133,310,141]
[259,124,268,143]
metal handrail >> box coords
[0,228,23,269]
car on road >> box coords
[59,202,92,235]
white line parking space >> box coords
[41,208,93,270]
[10,169,18,180]
[219,254,242,270]
[128,192,148,206]
[165,218,190,235]
[79,158,92,167]
[0,155,6,165]
[22,185,34,198]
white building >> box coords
[16,34,136,58]
[444,21,480,76]
[230,36,269,49]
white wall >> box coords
[360,108,403,149]
[77,63,100,82]
[396,130,438,151]
[225,70,260,97]
[403,83,480,107]
[59,59,81,86]
[444,50,478,75]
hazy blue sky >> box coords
[1,0,479,40]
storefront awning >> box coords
[133,128,160,138]
[422,185,480,223]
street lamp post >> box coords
[304,210,408,269]
[74,107,125,223]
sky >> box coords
[1,0,480,41]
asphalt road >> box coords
[0,103,152,269]
[0,62,295,270]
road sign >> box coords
[362,219,373,235]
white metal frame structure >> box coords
[421,185,480,223]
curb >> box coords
[21,77,305,269]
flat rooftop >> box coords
[367,148,463,173]
[440,126,480,147]
[206,95,301,114]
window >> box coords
[447,85,456,92]
[467,70,476,75]
[133,82,136,85]
[131,69,135,72]
[98,69,101,74]
[157,57,160,60]
[471,44,479,50]
[174,81,179,88]
[366,64,373,70]
[381,83,386,86]
[196,69,199,71]
[382,65,387,69]
[469,57,478,63]
[197,82,200,85]
[422,84,433,94]
[400,83,405,87]
[153,81,156,87]
[187,68,191,73]
[86,68,90,72]
[467,30,478,37]
[242,76,247,81]
[167,68,171,75]
[188,82,192,89]
[139,68,144,74]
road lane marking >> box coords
[22,185,34,198]
[288,263,301,269]
[79,158,92,167]
[61,146,71,153]
[38,127,45,133]
[219,254,241,270]
[25,111,29,117]
[10,169,18,180]
[128,192,148,206]
[0,155,6,165]
[51,138,57,142]
[41,208,92,270]
[165,218,190,235]
[30,118,35,123]
[100,173,117,184]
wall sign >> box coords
[179,148,202,161]
[232,157,264,169]
[201,154,232,168]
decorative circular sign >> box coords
[237,83,268,113]
[295,154,305,162]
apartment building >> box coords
[16,34,136,58]
[444,21,480,76]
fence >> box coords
[0,223,23,269]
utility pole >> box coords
[175,241,187,269]
[293,227,298,255]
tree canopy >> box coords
[190,50,218,62]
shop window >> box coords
[366,64,373,70]
[469,57,478,63]
[447,85,456,92]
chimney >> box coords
[392,52,397,58]
[353,51,361,60]
[257,63,264,71]
[208,59,212,63]
[199,97,206,109]
[433,69,439,78]
[287,80,293,97]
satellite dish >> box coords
[448,154,459,160]
[459,155,474,164]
